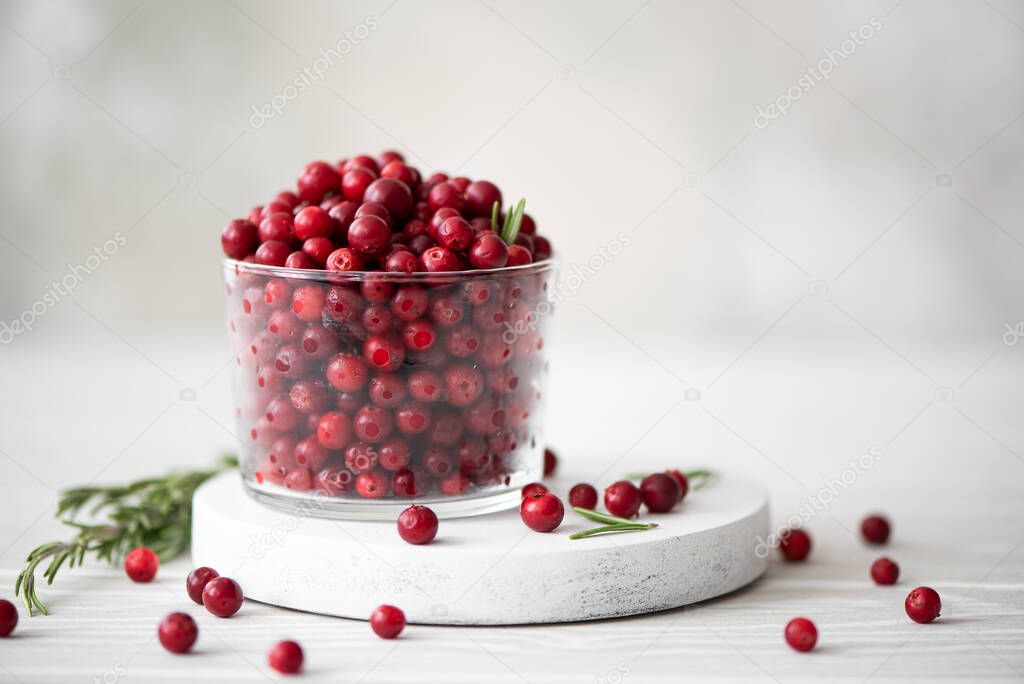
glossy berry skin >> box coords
[221,219,258,258]
[779,529,811,562]
[543,448,558,476]
[428,181,464,213]
[202,577,243,618]
[861,514,891,545]
[397,505,438,545]
[356,469,389,498]
[521,482,548,499]
[784,617,817,652]
[385,249,419,273]
[268,640,304,674]
[125,547,159,582]
[302,236,335,266]
[348,215,391,257]
[469,234,508,269]
[186,566,220,605]
[420,246,460,272]
[665,469,689,501]
[640,473,681,513]
[158,612,198,654]
[905,586,941,623]
[326,247,366,272]
[255,240,291,267]
[293,206,334,241]
[568,483,598,509]
[0,599,16,637]
[871,557,900,585]
[364,177,414,220]
[520,492,564,532]
[370,605,406,639]
[437,216,474,252]
[506,244,533,266]
[464,180,502,218]
[604,480,641,518]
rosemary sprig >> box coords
[15,454,237,616]
[573,507,648,526]
[492,198,527,246]
[570,506,658,540]
[625,468,716,490]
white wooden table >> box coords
[1,333,1022,683]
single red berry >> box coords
[437,216,474,252]
[356,469,389,498]
[354,404,395,443]
[784,617,817,652]
[385,249,420,273]
[381,160,416,186]
[402,319,437,352]
[665,469,689,501]
[640,473,681,513]
[221,219,258,259]
[268,640,304,674]
[604,480,641,518]
[293,205,334,241]
[871,557,900,585]
[300,236,335,266]
[364,177,414,220]
[779,529,812,562]
[861,514,891,545]
[364,333,405,373]
[202,577,243,618]
[521,482,548,499]
[259,212,295,244]
[284,250,317,269]
[391,286,429,321]
[543,448,557,476]
[348,215,391,257]
[125,547,159,582]
[905,586,941,623]
[370,605,406,639]
[397,505,439,545]
[468,233,509,269]
[158,612,198,654]
[326,353,369,393]
[568,483,598,509]
[443,363,484,407]
[464,180,502,218]
[316,411,353,449]
[0,599,17,637]
[326,246,366,272]
[420,245,460,272]
[533,235,552,260]
[255,240,291,267]
[428,181,464,213]
[506,244,533,266]
[520,492,564,532]
[342,166,377,201]
[186,566,220,605]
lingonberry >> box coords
[443,363,484,407]
[293,205,334,240]
[521,492,564,532]
[464,180,501,218]
[370,605,406,639]
[568,483,598,509]
[521,482,548,499]
[326,247,366,272]
[0,600,17,637]
[905,587,941,623]
[255,240,291,267]
[784,617,817,652]
[469,233,509,269]
[861,514,891,545]
[158,612,198,654]
[640,473,681,513]
[543,448,558,476]
[353,405,395,443]
[348,215,391,257]
[259,212,296,244]
[302,236,335,266]
[779,529,812,562]
[316,411,353,449]
[402,319,437,352]
[397,505,439,545]
[268,640,304,674]
[420,245,460,272]
[604,481,641,518]
[221,219,259,258]
[202,577,243,617]
[506,244,533,266]
[125,547,159,582]
[364,332,405,372]
[428,181,464,213]
[364,177,414,220]
[356,469,389,498]
[871,557,900,585]
[326,353,369,392]
[665,469,689,501]
[368,373,407,408]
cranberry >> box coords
[436,216,474,252]
[302,236,335,266]
[274,344,311,379]
[186,567,221,605]
[391,286,429,321]
[408,369,444,402]
[407,234,435,255]
[356,200,392,227]
[125,547,159,582]
[354,405,394,443]
[342,155,379,174]
[392,468,427,496]
[0,600,17,637]
[267,310,300,340]
[397,505,439,545]
[428,182,464,213]
[871,557,900,585]
[298,161,341,204]
[317,411,352,449]
[515,233,535,254]
[469,233,509,269]
[369,373,407,408]
[861,514,891,545]
[640,473,681,513]
[202,577,243,617]
[264,279,291,309]
[519,213,536,235]
[402,319,437,352]
[284,250,317,269]
[381,160,416,186]
[533,235,552,260]
[326,353,369,392]
[665,469,689,501]
[522,482,548,499]
[520,492,564,532]
[370,604,406,639]
[300,326,338,359]
[348,215,391,257]
[221,219,258,258]
[396,401,432,436]
[379,437,411,470]
[325,285,365,323]
[345,442,378,473]
[259,212,296,244]
[784,617,817,652]
[443,363,484,407]
[356,469,389,498]
[604,481,641,518]
[293,206,334,241]
[385,249,420,273]
[328,199,359,233]
[291,285,325,322]
[268,436,297,469]
[450,176,471,192]
[364,177,414,219]
[779,529,812,562]
[464,180,502,218]
[336,390,366,413]
[427,410,463,445]
[158,612,198,654]
[364,332,405,372]
[326,247,366,272]
[361,277,394,304]
[506,243,533,266]
[377,150,404,167]
[568,483,598,509]
[439,472,471,495]
[294,437,328,470]
[342,166,377,201]
[420,245,460,272]
[362,304,394,333]
[905,587,941,623]
[543,448,558,476]
[422,445,454,476]
[429,293,464,327]
[316,467,354,495]
[268,640,304,674]
[255,240,291,267]
[445,324,481,358]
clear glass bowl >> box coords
[222,258,556,519]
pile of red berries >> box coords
[223,152,557,502]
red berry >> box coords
[370,604,406,639]
[391,286,429,321]
[543,448,557,476]
[428,182,464,213]
[604,480,641,518]
[0,599,17,637]
[521,482,548,499]
[402,319,437,352]
[316,467,354,495]
[221,219,258,258]
[533,235,552,260]
[779,529,811,562]
[568,483,598,509]
[291,284,325,323]
[284,250,317,269]
[356,469,389,498]
[298,161,341,203]
[368,373,407,408]
[506,243,533,266]
[385,249,419,273]
[294,437,329,470]
[437,216,474,252]
[259,212,295,244]
[125,547,159,582]
[342,166,377,201]
[268,640,304,674]
[421,445,453,476]
[326,353,369,393]
[905,586,941,623]
[364,333,405,373]
[186,566,220,604]
[345,442,378,473]
[381,160,416,186]
[379,437,412,470]
[520,492,564,532]
[392,468,426,496]
[302,236,335,266]
[468,233,509,269]
[665,469,689,501]
[342,155,379,174]
[420,246,460,272]
[354,405,395,443]
[397,505,439,544]
[784,617,817,652]
[464,180,502,218]
[443,363,484,407]
[293,205,334,240]
[861,514,891,545]
[364,177,414,220]
[255,240,291,267]
[158,612,198,654]
[640,473,681,513]
[202,577,243,617]
[348,215,391,257]
[871,557,900,585]
[316,411,353,449]
[326,247,366,272]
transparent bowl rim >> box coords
[222,255,557,283]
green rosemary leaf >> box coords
[572,506,650,527]
[569,523,656,540]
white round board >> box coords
[191,471,770,625]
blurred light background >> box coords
[1,0,1023,536]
